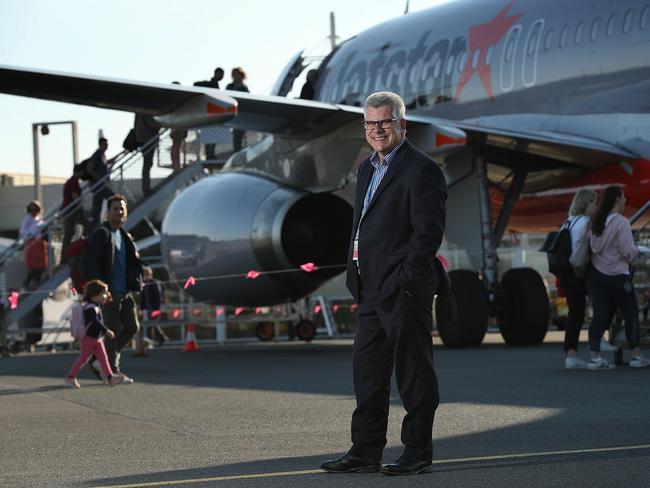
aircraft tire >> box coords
[497,268,549,346]
[435,269,488,348]
[255,322,275,342]
[295,319,316,342]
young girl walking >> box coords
[64,280,125,388]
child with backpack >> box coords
[64,279,125,388]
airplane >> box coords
[1,0,649,348]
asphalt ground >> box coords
[1,332,649,488]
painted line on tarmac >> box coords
[96,443,650,487]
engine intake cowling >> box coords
[161,172,352,306]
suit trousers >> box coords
[350,288,439,463]
[103,293,140,373]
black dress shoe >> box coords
[320,453,380,473]
[380,456,432,476]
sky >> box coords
[0,0,450,178]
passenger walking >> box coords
[299,69,318,100]
[556,189,596,369]
[168,85,187,173]
[134,114,161,196]
[20,200,47,290]
[63,280,125,388]
[87,137,115,229]
[193,67,224,89]
[61,164,91,256]
[85,194,143,383]
[321,92,447,475]
[140,266,169,346]
[225,67,249,151]
[585,186,649,369]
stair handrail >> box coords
[0,130,167,269]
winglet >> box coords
[155,94,238,128]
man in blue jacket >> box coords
[321,92,447,476]
[85,193,143,383]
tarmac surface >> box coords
[1,332,649,488]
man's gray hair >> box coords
[364,91,406,120]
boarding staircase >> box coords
[0,128,215,353]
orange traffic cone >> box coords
[183,324,199,352]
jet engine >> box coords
[161,172,353,306]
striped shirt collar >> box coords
[369,138,406,169]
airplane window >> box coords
[527,32,538,56]
[485,46,493,65]
[506,37,516,60]
[559,25,569,47]
[543,28,555,51]
[641,5,649,29]
[607,13,617,38]
[590,17,601,41]
[623,9,634,33]
[433,57,442,78]
[575,21,585,44]
[472,48,480,69]
[458,51,467,73]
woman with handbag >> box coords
[585,186,648,369]
[556,189,596,369]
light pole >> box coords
[32,120,79,203]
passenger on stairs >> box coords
[87,137,115,229]
[61,164,92,257]
[134,114,161,196]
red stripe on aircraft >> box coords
[436,132,466,147]
[207,103,238,115]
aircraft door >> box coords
[499,25,522,93]
[270,50,306,97]
[522,19,544,88]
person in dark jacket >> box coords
[299,69,318,100]
[140,266,169,346]
[321,92,447,476]
[134,114,161,196]
[225,67,249,151]
[85,194,143,383]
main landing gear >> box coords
[435,147,549,348]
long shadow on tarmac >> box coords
[3,342,650,487]
[88,446,650,487]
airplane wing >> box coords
[0,65,638,167]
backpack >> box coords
[70,302,91,340]
[76,158,93,181]
[539,218,580,275]
[65,237,89,293]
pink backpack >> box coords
[70,302,92,340]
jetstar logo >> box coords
[456,0,523,100]
[319,0,525,105]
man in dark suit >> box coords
[321,91,447,476]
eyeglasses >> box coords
[362,118,397,130]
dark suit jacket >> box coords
[346,139,447,304]
[85,222,143,293]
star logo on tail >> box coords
[455,0,523,101]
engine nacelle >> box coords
[161,172,352,306]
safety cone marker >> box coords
[183,324,200,352]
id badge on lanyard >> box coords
[353,238,359,262]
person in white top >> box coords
[19,200,44,241]
[557,189,596,369]
[19,200,46,289]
